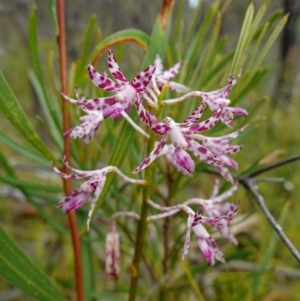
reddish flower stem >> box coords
[56,1,84,300]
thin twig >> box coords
[56,1,84,300]
[218,260,300,278]
[204,154,300,179]
[246,154,300,178]
[240,177,300,264]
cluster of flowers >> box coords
[53,49,248,278]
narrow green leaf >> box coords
[28,5,43,81]
[0,132,49,166]
[182,0,205,51]
[230,3,254,74]
[75,15,97,84]
[91,29,150,65]
[28,70,63,150]
[185,1,221,65]
[28,5,63,151]
[181,261,206,301]
[82,237,96,301]
[0,173,62,193]
[0,72,57,163]
[0,226,64,301]
[0,151,67,234]
[47,0,59,35]
[245,3,267,47]
[142,3,173,67]
[251,14,288,74]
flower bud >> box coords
[105,226,120,280]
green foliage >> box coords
[0,72,57,163]
[0,226,64,301]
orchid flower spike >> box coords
[162,71,248,126]
[134,99,236,183]
[62,49,156,141]
[52,156,145,230]
[76,49,156,119]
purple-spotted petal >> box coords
[163,144,191,175]
[219,155,239,169]
[221,107,248,127]
[58,182,93,214]
[192,213,225,265]
[201,94,229,112]
[134,98,170,134]
[161,61,182,80]
[102,102,126,119]
[88,63,125,92]
[64,112,103,144]
[173,148,195,173]
[76,97,117,112]
[187,109,222,133]
[105,230,121,279]
[107,49,129,84]
[182,214,194,260]
[216,165,235,184]
[196,236,225,265]
[52,164,92,180]
[202,202,239,244]
[168,81,190,93]
[204,72,241,100]
[133,134,168,173]
[131,64,156,94]
[188,139,224,167]
[154,55,163,75]
[181,104,205,127]
[86,175,106,230]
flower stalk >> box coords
[128,86,168,301]
[56,0,84,300]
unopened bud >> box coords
[105,227,120,280]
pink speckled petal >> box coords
[192,212,225,265]
[64,112,103,144]
[107,49,129,84]
[221,107,248,127]
[133,134,168,173]
[204,72,241,100]
[58,179,95,213]
[173,148,195,173]
[187,109,222,133]
[219,155,239,169]
[154,55,163,75]
[134,97,170,134]
[131,64,156,94]
[161,61,182,80]
[164,144,190,175]
[197,235,225,266]
[88,63,125,92]
[182,214,194,260]
[188,139,224,167]
[216,165,235,184]
[52,163,91,180]
[102,102,126,118]
[202,202,239,244]
[168,81,190,93]
[76,97,117,111]
[86,176,107,230]
[181,104,205,127]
